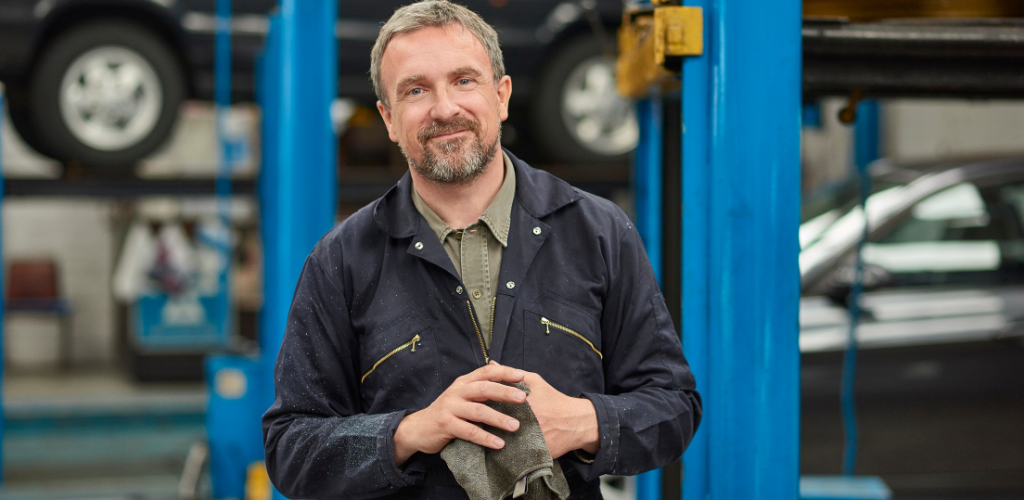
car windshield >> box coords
[799,184,907,277]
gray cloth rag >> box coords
[440,382,570,500]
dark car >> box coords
[0,0,636,170]
[798,157,1024,495]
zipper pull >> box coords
[541,317,550,334]
[411,334,420,353]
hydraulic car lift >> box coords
[2,0,1019,498]
[619,1,803,499]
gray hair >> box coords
[371,0,505,109]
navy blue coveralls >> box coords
[263,150,702,500]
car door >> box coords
[801,179,1024,353]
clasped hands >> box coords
[393,361,599,466]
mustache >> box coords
[417,117,480,144]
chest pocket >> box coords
[523,294,604,395]
[359,313,439,413]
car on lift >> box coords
[0,0,635,171]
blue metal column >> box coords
[681,0,803,498]
[214,0,233,341]
[206,0,336,497]
[257,0,338,396]
[680,0,710,495]
[634,98,664,284]
[841,99,880,476]
[633,97,663,500]
[258,4,337,500]
[854,101,880,172]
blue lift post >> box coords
[842,99,880,476]
[633,96,664,500]
[256,0,338,406]
[215,0,233,341]
[679,0,803,499]
[634,97,664,283]
[205,0,337,498]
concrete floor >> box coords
[1,368,207,500]
[801,341,1024,499]
[2,347,1022,500]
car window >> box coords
[865,182,1024,287]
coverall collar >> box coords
[373,148,582,239]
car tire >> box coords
[530,35,638,165]
[5,82,59,158]
[28,21,185,170]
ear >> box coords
[377,101,398,142]
[496,75,512,122]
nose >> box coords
[429,87,461,122]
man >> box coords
[262,1,701,498]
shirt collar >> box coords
[410,151,516,247]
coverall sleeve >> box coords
[575,227,703,479]
[262,255,423,499]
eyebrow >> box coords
[394,67,487,98]
[449,67,483,80]
[395,74,427,97]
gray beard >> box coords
[401,128,501,185]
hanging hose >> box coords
[842,138,873,476]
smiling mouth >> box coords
[430,130,469,140]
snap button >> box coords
[456,286,463,294]
[533,227,542,235]
[472,289,483,299]
[414,242,424,250]
[506,281,515,289]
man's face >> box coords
[377,25,511,185]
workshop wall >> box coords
[886,99,1024,163]
[3,199,117,368]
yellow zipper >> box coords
[467,300,490,364]
[361,333,420,383]
[541,317,603,359]
[490,297,497,339]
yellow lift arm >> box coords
[615,3,703,99]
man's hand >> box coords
[393,363,527,466]
[522,371,600,459]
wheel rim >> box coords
[560,55,639,157]
[59,46,163,151]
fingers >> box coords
[459,380,526,404]
[458,362,526,385]
[446,417,507,450]
[451,399,520,433]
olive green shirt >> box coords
[411,152,516,349]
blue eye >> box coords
[459,79,471,85]
[409,88,423,95]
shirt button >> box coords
[533,227,542,235]
[414,242,424,250]
[472,289,483,299]
[456,286,463,294]
[455,230,463,240]
[506,281,515,289]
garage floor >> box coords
[1,368,207,500]
[2,347,1022,500]
[801,341,1024,499]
